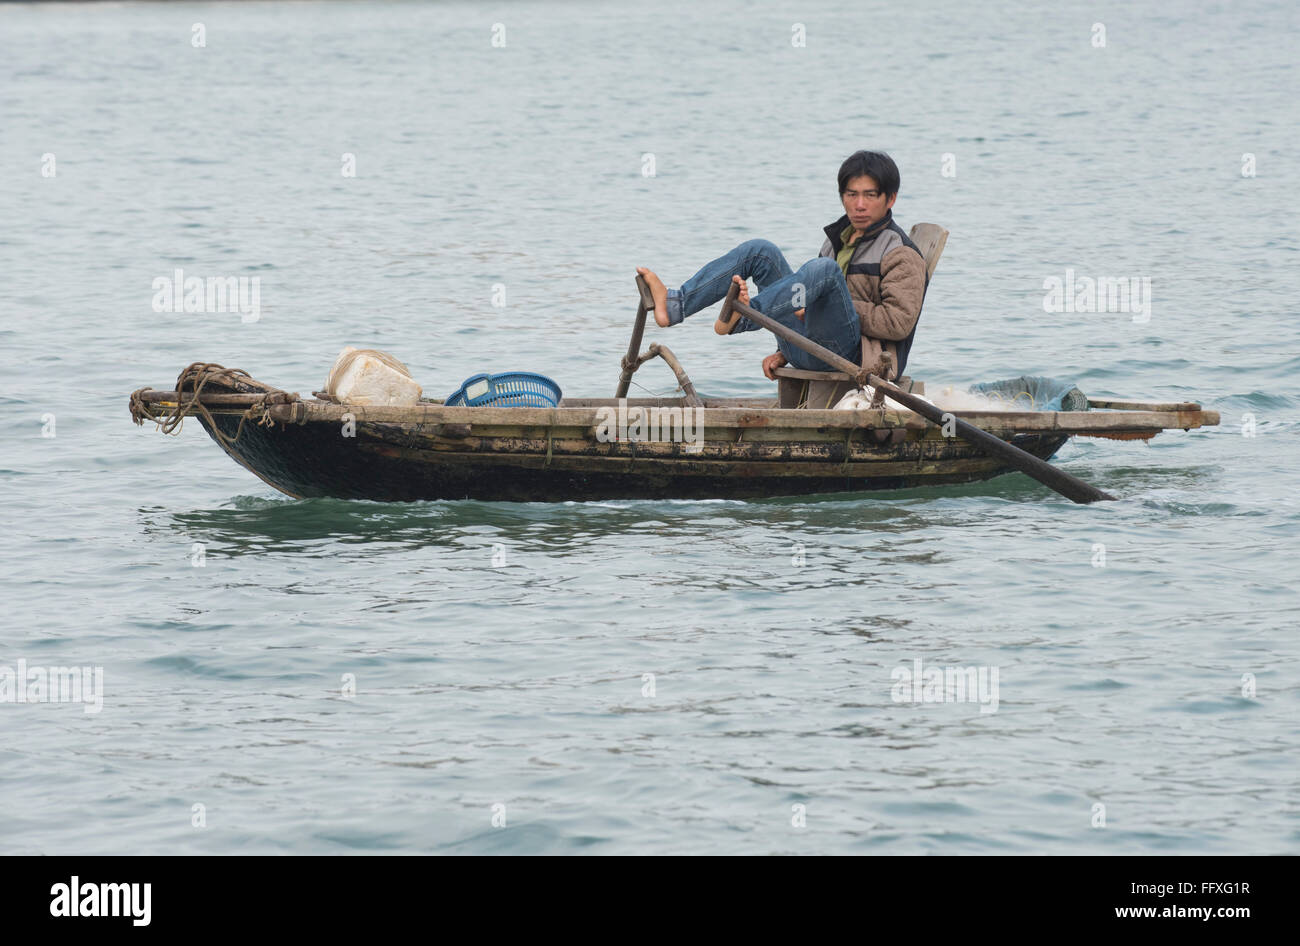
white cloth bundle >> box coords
[324,347,423,406]
[833,386,934,412]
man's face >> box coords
[841,174,897,232]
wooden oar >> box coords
[615,275,657,398]
[719,284,1116,503]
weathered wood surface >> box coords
[354,426,1001,461]
[1087,398,1203,412]
[774,366,856,381]
[137,392,277,407]
[909,222,950,281]
[358,441,1032,480]
[135,390,1218,436]
[271,401,1218,434]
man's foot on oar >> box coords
[715,275,750,335]
[635,267,672,327]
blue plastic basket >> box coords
[445,372,562,408]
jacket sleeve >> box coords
[853,246,926,341]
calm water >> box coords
[1,0,1297,854]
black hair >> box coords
[837,150,900,197]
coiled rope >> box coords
[129,362,300,447]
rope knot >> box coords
[130,362,296,446]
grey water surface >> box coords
[0,0,1297,854]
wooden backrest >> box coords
[908,223,949,281]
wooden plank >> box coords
[129,393,1217,437]
[933,409,1218,432]
[356,441,1014,479]
[265,401,1218,434]
[143,388,1213,435]
[138,389,1208,426]
[1087,398,1202,412]
[137,391,271,406]
[774,367,854,381]
[563,396,780,408]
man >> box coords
[636,150,928,381]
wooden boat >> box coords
[127,361,1218,503]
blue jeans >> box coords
[664,239,861,372]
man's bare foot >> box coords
[635,267,671,327]
[715,275,751,335]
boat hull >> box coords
[130,365,1219,504]
[197,411,1071,502]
